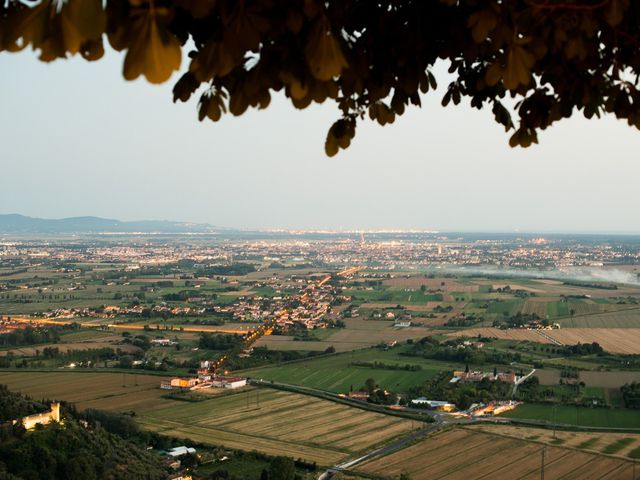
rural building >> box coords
[160,378,198,390]
[394,320,411,328]
[211,376,247,389]
[411,398,456,412]
[167,446,196,458]
[13,402,60,430]
[150,338,176,346]
[345,391,370,401]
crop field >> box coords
[547,328,640,354]
[486,299,524,315]
[559,308,640,328]
[383,277,478,293]
[0,371,179,412]
[450,327,640,354]
[241,347,459,393]
[468,424,640,459]
[344,286,443,304]
[255,318,434,352]
[0,338,140,357]
[520,299,549,317]
[447,327,552,344]
[536,368,640,389]
[355,427,635,480]
[137,388,415,465]
[499,403,640,428]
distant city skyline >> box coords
[2,48,640,233]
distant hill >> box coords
[0,214,218,234]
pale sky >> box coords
[1,47,639,233]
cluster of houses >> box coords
[408,398,521,416]
[160,360,248,391]
[466,400,521,417]
[160,375,247,391]
[450,370,518,384]
[0,316,29,334]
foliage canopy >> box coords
[1,0,639,155]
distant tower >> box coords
[360,232,365,244]
[51,402,61,423]
[437,245,443,255]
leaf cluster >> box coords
[3,0,640,153]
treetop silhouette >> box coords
[1,0,637,155]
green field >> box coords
[241,347,461,393]
[486,299,523,315]
[500,403,640,428]
[345,287,443,304]
[559,308,640,328]
[547,301,570,318]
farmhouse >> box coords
[13,402,60,430]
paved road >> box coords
[511,367,536,397]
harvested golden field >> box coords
[469,424,640,459]
[451,327,640,354]
[137,388,415,466]
[547,328,640,354]
[0,371,178,412]
[356,427,635,480]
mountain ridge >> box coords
[0,214,218,234]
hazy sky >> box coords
[2,48,639,233]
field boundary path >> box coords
[249,379,434,422]
[535,329,563,345]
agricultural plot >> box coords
[546,328,640,354]
[468,424,640,459]
[0,371,178,412]
[255,318,434,352]
[137,388,415,465]
[547,301,570,318]
[559,308,640,328]
[0,336,140,357]
[450,327,640,354]
[499,402,640,428]
[344,287,443,304]
[487,299,524,316]
[536,369,640,389]
[447,327,552,344]
[383,277,478,293]
[356,427,635,480]
[241,347,457,393]
[520,299,548,318]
